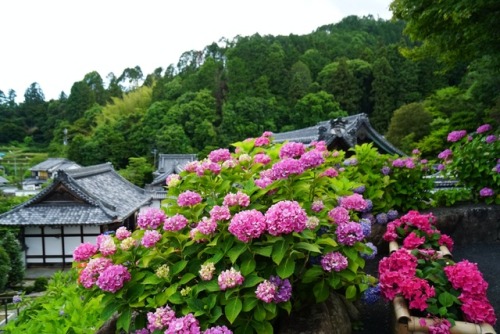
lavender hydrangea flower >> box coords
[375,213,388,225]
[361,242,378,260]
[381,166,391,175]
[360,219,372,237]
[321,251,348,272]
[387,209,398,221]
[270,275,292,303]
[336,222,364,246]
[479,187,494,197]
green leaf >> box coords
[116,308,131,332]
[227,242,247,263]
[240,257,257,276]
[142,273,163,285]
[295,242,321,253]
[253,245,273,257]
[276,257,295,278]
[102,301,121,320]
[171,260,188,276]
[302,266,324,283]
[345,285,357,300]
[438,291,455,308]
[313,280,330,303]
[254,304,266,322]
[179,273,196,285]
[242,296,259,312]
[125,283,145,302]
[225,297,242,324]
[251,320,274,333]
[243,273,264,288]
[272,239,287,265]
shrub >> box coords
[73,135,381,333]
[33,277,48,292]
[437,124,500,204]
[0,245,11,292]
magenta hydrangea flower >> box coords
[73,242,98,261]
[210,205,231,221]
[163,213,189,231]
[96,234,116,256]
[78,257,113,289]
[402,232,425,249]
[255,280,277,303]
[299,149,325,169]
[485,135,497,143]
[447,130,467,142]
[141,230,162,248]
[96,264,131,293]
[115,226,131,240]
[340,193,368,211]
[218,268,244,290]
[165,313,200,334]
[336,222,364,246]
[208,148,231,163]
[254,153,271,165]
[328,206,350,224]
[147,305,176,332]
[321,167,338,178]
[177,190,202,207]
[203,325,233,334]
[270,158,305,180]
[137,207,166,229]
[311,200,324,212]
[476,124,492,134]
[437,149,453,160]
[479,187,494,197]
[229,209,266,242]
[197,217,217,235]
[321,251,348,272]
[265,200,308,236]
[279,142,306,159]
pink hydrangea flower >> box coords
[270,158,305,180]
[476,124,492,134]
[218,268,244,290]
[279,142,305,158]
[229,209,266,242]
[165,313,200,334]
[459,295,497,325]
[265,200,307,236]
[311,200,324,212]
[447,130,467,142]
[73,242,98,261]
[196,160,221,176]
[97,234,116,256]
[336,222,364,246]
[339,193,368,211]
[321,167,338,178]
[141,230,162,248]
[328,206,350,224]
[197,217,217,235]
[223,191,250,207]
[115,226,131,240]
[437,149,453,160]
[299,149,325,169]
[78,257,113,289]
[210,205,231,221]
[177,190,202,207]
[147,305,176,332]
[163,213,189,231]
[137,207,166,229]
[321,251,348,272]
[96,264,131,293]
[253,153,271,165]
[255,280,277,303]
[255,136,271,146]
[203,325,233,334]
[208,148,231,163]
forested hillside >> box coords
[1,13,498,170]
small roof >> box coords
[0,162,152,226]
[151,154,197,186]
[273,113,405,156]
[29,158,81,173]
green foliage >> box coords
[33,277,49,292]
[3,271,106,333]
[1,231,25,286]
[438,125,500,204]
[0,245,10,292]
[118,157,154,187]
[432,188,472,207]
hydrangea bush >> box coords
[73,134,383,333]
[437,124,499,204]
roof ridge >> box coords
[65,162,113,178]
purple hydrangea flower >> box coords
[479,187,494,197]
[336,222,364,246]
[299,149,325,169]
[381,166,391,175]
[486,135,497,143]
[375,213,388,225]
[387,209,399,221]
[476,124,492,134]
[177,191,202,207]
[360,219,372,237]
[361,284,381,305]
[270,275,292,303]
[447,130,467,142]
[321,251,348,272]
[361,242,378,260]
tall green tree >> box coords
[370,57,396,133]
[1,231,24,286]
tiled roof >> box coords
[0,162,152,226]
[273,113,405,156]
[29,158,81,172]
[151,154,197,186]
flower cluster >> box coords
[255,276,292,303]
[137,207,167,229]
[217,268,244,291]
[321,251,348,272]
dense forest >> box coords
[1,8,499,172]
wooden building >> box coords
[0,163,152,267]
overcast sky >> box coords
[0,0,393,102]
